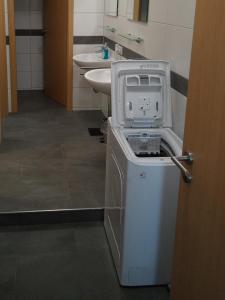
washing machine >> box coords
[104,60,182,287]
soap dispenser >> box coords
[102,43,109,60]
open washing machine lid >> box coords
[111,60,172,129]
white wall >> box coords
[103,0,196,139]
[14,0,43,91]
[73,0,105,111]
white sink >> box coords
[84,68,111,95]
[73,53,115,69]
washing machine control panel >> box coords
[125,74,163,122]
[111,60,172,129]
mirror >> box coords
[105,0,119,17]
[127,0,149,23]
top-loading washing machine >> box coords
[104,60,182,287]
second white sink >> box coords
[84,68,111,95]
[73,53,115,69]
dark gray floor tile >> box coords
[61,140,106,165]
[67,164,105,208]
[0,255,17,300]
[0,225,76,256]
[68,182,104,208]
[0,171,71,212]
[0,223,170,300]
[74,222,108,249]
[0,92,106,212]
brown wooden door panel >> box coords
[44,0,73,109]
[8,0,18,113]
[0,0,8,122]
[171,0,225,299]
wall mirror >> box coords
[105,0,119,17]
[127,0,149,23]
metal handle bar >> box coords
[171,152,194,183]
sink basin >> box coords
[73,53,115,69]
[84,68,111,95]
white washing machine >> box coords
[104,60,182,287]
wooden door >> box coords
[43,0,73,110]
[171,1,225,299]
[8,0,18,113]
[0,0,8,141]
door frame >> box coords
[8,0,18,112]
[8,0,74,112]
[65,0,74,111]
[0,0,8,122]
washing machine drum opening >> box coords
[126,133,175,158]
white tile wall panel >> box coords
[16,37,30,54]
[103,0,197,139]
[31,53,43,72]
[30,36,43,54]
[74,0,104,13]
[73,87,102,111]
[73,44,105,111]
[31,71,43,89]
[17,72,32,90]
[15,11,30,29]
[14,0,29,11]
[16,54,31,72]
[15,0,44,91]
[30,0,43,12]
[30,12,43,29]
[74,13,103,36]
[166,0,196,28]
[171,89,187,139]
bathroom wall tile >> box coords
[73,44,103,55]
[104,0,196,77]
[150,0,167,23]
[101,94,110,117]
[16,37,30,54]
[31,71,44,90]
[14,0,30,11]
[15,11,30,29]
[164,25,194,77]
[15,0,44,91]
[17,72,32,90]
[30,0,43,12]
[73,65,90,89]
[16,54,31,72]
[103,0,196,138]
[72,43,106,113]
[118,0,127,17]
[166,0,196,28]
[30,12,43,29]
[31,54,43,72]
[171,89,187,139]
[30,36,43,54]
[74,0,104,13]
[74,13,103,36]
[73,88,102,110]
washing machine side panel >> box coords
[120,162,180,286]
[104,125,128,280]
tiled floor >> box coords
[0,91,106,212]
[0,222,170,300]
